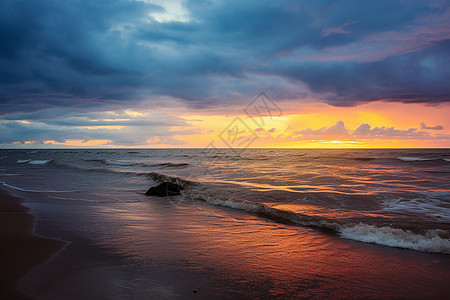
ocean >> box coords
[1,148,449,298]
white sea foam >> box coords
[340,224,450,254]
[16,159,53,165]
[28,159,53,165]
[17,159,31,163]
[397,157,439,162]
[0,181,75,193]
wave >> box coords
[309,156,377,161]
[142,172,194,188]
[397,157,443,162]
[351,157,376,161]
[53,162,137,176]
[83,159,189,168]
[175,184,450,254]
[340,225,449,254]
[149,162,189,169]
[51,162,189,180]
[84,159,139,166]
[47,196,97,202]
[29,159,53,165]
[16,159,53,165]
[0,181,75,193]
[0,174,22,176]
[383,193,450,222]
[17,159,31,163]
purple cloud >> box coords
[420,122,444,130]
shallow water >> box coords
[0,149,449,298]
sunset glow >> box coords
[1,0,449,148]
[1,1,450,299]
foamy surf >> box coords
[203,194,450,254]
[17,159,31,163]
[167,177,450,254]
[17,159,53,165]
[340,225,450,254]
[216,198,450,254]
[29,159,53,165]
[0,181,75,193]
[397,157,442,162]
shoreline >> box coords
[0,188,66,299]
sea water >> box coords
[0,149,449,298]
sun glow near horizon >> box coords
[10,100,447,149]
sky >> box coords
[1,0,450,148]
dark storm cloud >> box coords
[1,0,450,116]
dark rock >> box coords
[145,182,183,197]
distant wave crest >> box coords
[397,157,443,162]
[83,159,189,168]
[17,159,53,165]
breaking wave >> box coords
[17,159,53,165]
[17,159,31,163]
[143,172,194,188]
[156,178,450,254]
[340,225,449,254]
[397,157,445,162]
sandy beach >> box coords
[0,188,65,299]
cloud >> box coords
[321,21,354,37]
[294,121,350,137]
[291,121,444,140]
[0,119,194,146]
[420,122,444,130]
[0,0,449,115]
[353,123,427,138]
[1,0,450,146]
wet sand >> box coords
[0,189,65,299]
[17,196,450,299]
